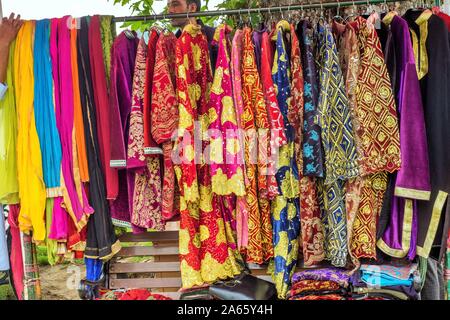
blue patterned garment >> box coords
[33,19,62,192]
[270,21,301,299]
[0,83,6,101]
[316,24,359,267]
[298,21,324,177]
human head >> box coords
[167,0,201,28]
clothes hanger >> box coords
[333,0,345,23]
[344,0,358,23]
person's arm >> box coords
[0,13,23,84]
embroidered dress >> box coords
[230,30,249,251]
[316,23,359,267]
[241,27,273,264]
[378,15,430,260]
[151,31,180,221]
[271,21,301,299]
[175,24,242,289]
[0,42,19,204]
[128,34,163,230]
[14,21,47,242]
[348,17,401,259]
[297,21,324,177]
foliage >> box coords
[109,0,267,31]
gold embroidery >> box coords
[179,228,190,255]
[210,137,224,164]
[200,225,210,241]
[221,96,237,125]
[211,66,224,95]
[394,187,432,201]
[191,43,202,71]
[226,138,240,156]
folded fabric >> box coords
[98,289,172,300]
[359,264,417,287]
[289,280,342,297]
[291,294,344,301]
[292,268,350,288]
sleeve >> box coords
[394,62,431,200]
[0,83,7,101]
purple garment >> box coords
[378,16,430,260]
[252,27,265,74]
[108,31,145,234]
[292,267,350,288]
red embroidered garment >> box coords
[260,31,285,199]
[174,24,242,289]
[151,31,180,221]
[128,35,163,230]
[241,27,273,264]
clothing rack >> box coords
[112,0,401,23]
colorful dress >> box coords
[230,29,249,251]
[174,23,242,289]
[271,21,301,299]
[128,34,163,230]
[349,17,401,260]
[316,23,359,267]
[151,31,180,221]
[241,27,273,264]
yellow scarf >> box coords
[14,20,47,242]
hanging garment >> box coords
[316,23,359,267]
[34,19,63,195]
[52,16,93,232]
[230,29,249,251]
[44,199,58,266]
[143,29,163,156]
[151,31,180,221]
[378,15,431,260]
[174,23,242,289]
[241,26,273,264]
[7,205,24,299]
[89,15,119,200]
[71,19,90,184]
[260,30,286,200]
[77,16,121,261]
[290,23,325,267]
[209,24,245,198]
[252,27,265,73]
[403,9,450,261]
[271,21,301,299]
[14,20,47,242]
[109,31,139,228]
[297,20,324,178]
[0,42,19,204]
[128,34,163,230]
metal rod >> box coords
[0,0,3,19]
[112,0,398,22]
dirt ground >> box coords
[39,264,86,300]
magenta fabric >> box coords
[8,205,24,300]
[48,196,68,240]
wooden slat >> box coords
[109,277,182,289]
[119,231,179,243]
[109,261,180,273]
[117,246,179,257]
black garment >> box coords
[403,9,450,262]
[175,19,217,73]
[77,17,118,260]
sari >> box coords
[14,21,47,242]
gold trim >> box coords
[377,199,414,258]
[410,10,432,80]
[382,11,398,26]
[417,191,448,258]
[85,240,122,261]
[394,187,431,201]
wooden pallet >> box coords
[108,222,275,300]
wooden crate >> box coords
[108,221,278,300]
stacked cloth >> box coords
[98,288,172,300]
[350,263,420,300]
[288,268,350,300]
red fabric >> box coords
[8,205,24,300]
[143,30,162,150]
[438,12,450,31]
[88,15,118,199]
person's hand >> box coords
[0,13,23,47]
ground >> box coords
[39,263,86,300]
